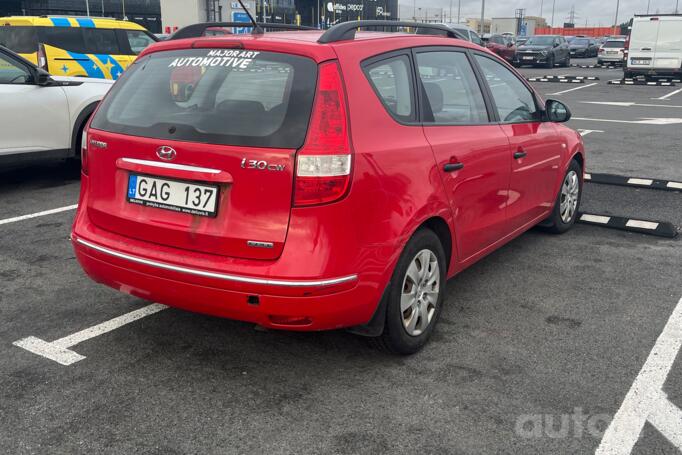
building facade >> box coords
[0,0,162,32]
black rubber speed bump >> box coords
[585,173,682,192]
[527,76,584,83]
[608,79,676,86]
[577,212,678,238]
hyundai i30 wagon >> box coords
[72,21,585,354]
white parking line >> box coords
[596,295,682,454]
[547,82,598,95]
[578,129,604,137]
[572,117,682,125]
[13,303,167,366]
[0,204,78,226]
[656,88,682,100]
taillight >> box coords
[81,127,89,175]
[37,43,48,71]
[598,48,604,54]
[294,62,352,207]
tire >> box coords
[541,160,583,234]
[369,228,447,355]
[563,55,571,67]
[545,54,555,68]
[624,70,634,79]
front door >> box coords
[0,49,69,155]
[474,54,563,231]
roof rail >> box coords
[318,20,467,44]
[170,22,316,40]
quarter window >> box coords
[124,30,156,55]
[365,55,415,122]
[475,55,540,123]
[416,51,488,124]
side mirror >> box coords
[35,68,54,86]
[545,99,571,123]
[507,42,513,47]
[553,42,559,48]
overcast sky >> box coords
[400,0,680,26]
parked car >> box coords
[514,35,571,67]
[0,16,158,80]
[443,23,483,45]
[486,33,515,61]
[71,21,584,354]
[626,15,682,79]
[0,45,112,165]
[569,38,599,58]
[598,39,626,65]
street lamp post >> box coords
[614,0,620,26]
[85,0,90,16]
[540,0,544,18]
[479,0,485,34]
[551,0,555,27]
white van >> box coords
[625,15,682,78]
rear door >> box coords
[415,47,512,261]
[628,18,659,69]
[87,48,318,260]
[652,17,682,72]
[473,53,562,231]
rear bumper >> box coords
[514,54,549,65]
[626,67,682,77]
[72,234,381,331]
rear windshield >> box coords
[572,39,589,45]
[0,26,38,54]
[603,40,624,48]
[91,49,318,149]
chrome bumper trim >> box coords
[75,238,358,288]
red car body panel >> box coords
[486,41,516,61]
[72,31,584,331]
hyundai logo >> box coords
[156,146,177,161]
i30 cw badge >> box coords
[156,146,177,161]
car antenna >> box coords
[236,0,264,35]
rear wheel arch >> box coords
[419,217,454,273]
[71,101,99,156]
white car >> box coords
[598,39,626,66]
[0,45,113,165]
[626,15,682,79]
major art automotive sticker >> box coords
[168,50,261,70]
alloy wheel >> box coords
[400,249,440,337]
[560,170,580,223]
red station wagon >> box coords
[72,21,585,354]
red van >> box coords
[72,22,585,354]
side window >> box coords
[124,30,156,55]
[416,51,489,124]
[474,55,540,123]
[0,52,30,84]
[365,55,415,122]
[40,27,87,53]
[470,32,482,46]
[0,26,38,54]
[83,29,120,54]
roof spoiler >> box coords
[170,22,316,40]
[318,20,468,44]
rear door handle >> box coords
[443,162,464,172]
[514,150,527,159]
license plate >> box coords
[632,59,650,65]
[127,174,219,217]
[523,56,534,60]
[607,51,618,54]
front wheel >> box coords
[545,54,555,68]
[541,160,583,234]
[370,229,446,355]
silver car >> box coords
[598,39,626,65]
